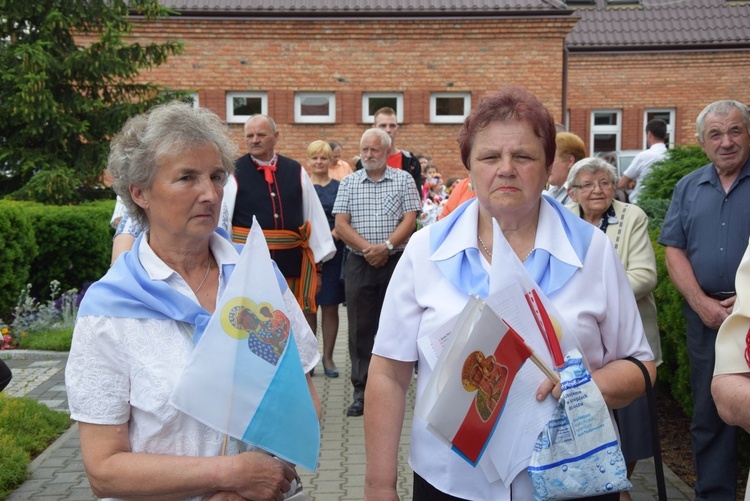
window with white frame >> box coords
[362,93,403,123]
[295,92,336,124]
[186,92,199,108]
[226,92,267,124]
[430,92,471,124]
[644,108,675,148]
[590,110,622,154]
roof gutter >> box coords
[562,44,568,125]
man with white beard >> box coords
[333,128,421,417]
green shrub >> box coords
[22,200,114,299]
[639,144,711,416]
[0,202,38,318]
[651,231,692,415]
[639,145,708,202]
[0,394,71,498]
[637,198,671,232]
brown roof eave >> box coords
[566,43,750,54]
[132,9,576,20]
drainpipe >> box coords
[562,44,569,128]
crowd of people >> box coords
[61,89,750,500]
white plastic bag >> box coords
[527,350,630,500]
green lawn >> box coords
[16,327,72,352]
[0,394,71,499]
[1,327,73,499]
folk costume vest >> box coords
[232,154,318,313]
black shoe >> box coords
[346,399,364,417]
[323,360,339,378]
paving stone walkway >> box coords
[1,308,694,500]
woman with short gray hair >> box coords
[567,156,662,498]
[67,101,321,501]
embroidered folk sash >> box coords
[233,221,318,313]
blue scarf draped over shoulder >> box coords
[77,229,285,344]
[428,196,594,297]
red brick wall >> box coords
[126,16,575,180]
[567,50,750,153]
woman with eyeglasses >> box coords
[567,157,662,500]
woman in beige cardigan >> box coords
[566,156,661,501]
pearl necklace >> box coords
[477,235,534,262]
[193,257,211,294]
[478,234,492,257]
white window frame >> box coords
[590,109,622,153]
[430,92,471,124]
[294,92,336,124]
[226,92,268,124]
[187,92,199,108]
[362,93,404,123]
[644,108,675,148]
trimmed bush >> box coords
[0,202,38,318]
[23,200,114,299]
[638,145,709,416]
[651,231,692,415]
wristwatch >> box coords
[385,240,394,251]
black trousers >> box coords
[413,472,620,501]
[683,303,737,500]
[344,252,401,402]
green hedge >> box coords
[638,145,709,417]
[639,145,708,202]
[0,200,114,316]
[650,231,693,415]
[0,203,38,317]
[23,200,114,299]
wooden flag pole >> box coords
[529,350,560,385]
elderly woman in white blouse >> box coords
[66,101,320,501]
[364,88,655,501]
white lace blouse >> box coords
[65,233,319,500]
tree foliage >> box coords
[0,0,185,204]
[638,145,709,202]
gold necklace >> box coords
[193,257,211,294]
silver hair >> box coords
[360,128,392,151]
[246,114,277,134]
[566,156,618,189]
[108,100,238,226]
[695,100,750,143]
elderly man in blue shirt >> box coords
[659,99,750,500]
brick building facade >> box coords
[127,0,750,179]
[130,2,577,179]
[567,50,750,151]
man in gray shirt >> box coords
[659,100,750,500]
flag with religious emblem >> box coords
[171,218,320,471]
[423,299,534,466]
